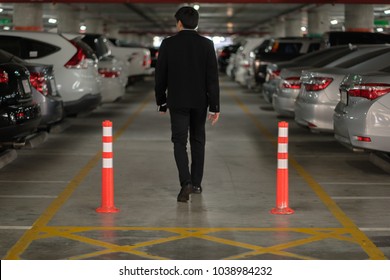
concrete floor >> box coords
[0,76,389,260]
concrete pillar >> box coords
[13,3,43,31]
[285,12,303,37]
[307,6,330,37]
[344,4,374,32]
[57,4,80,33]
[271,17,285,37]
[84,18,104,34]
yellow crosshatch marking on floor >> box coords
[3,89,387,260]
[14,226,368,260]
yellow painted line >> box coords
[229,90,386,260]
[24,226,370,260]
[4,94,153,260]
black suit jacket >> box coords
[155,30,220,112]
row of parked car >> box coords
[217,31,390,156]
[0,30,155,153]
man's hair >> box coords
[174,6,199,29]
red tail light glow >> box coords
[347,83,390,100]
[65,40,87,69]
[30,72,48,95]
[0,69,9,83]
[304,77,333,91]
[98,68,120,78]
[356,136,371,142]
[282,77,301,89]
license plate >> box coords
[340,90,348,105]
[22,80,31,93]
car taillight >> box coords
[65,40,87,69]
[0,69,8,83]
[304,77,333,91]
[142,54,151,67]
[347,83,390,100]
[282,77,301,89]
[356,136,371,142]
[219,50,228,57]
[98,68,120,78]
[30,72,48,96]
[269,70,281,80]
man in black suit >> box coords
[155,6,220,202]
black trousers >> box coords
[169,107,208,187]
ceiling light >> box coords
[330,19,338,25]
[80,25,87,31]
[377,27,384,32]
[384,9,390,14]
[193,5,200,11]
[301,26,307,32]
[48,18,57,24]
[0,8,3,13]
[3,26,10,30]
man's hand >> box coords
[208,112,220,126]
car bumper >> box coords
[0,104,41,142]
[64,93,102,116]
[294,100,335,132]
[101,79,125,103]
[39,96,64,127]
[272,90,299,117]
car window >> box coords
[333,48,390,68]
[0,36,60,59]
[71,37,97,61]
[272,42,302,54]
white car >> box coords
[234,38,266,86]
[75,33,127,103]
[0,31,102,116]
[108,39,152,85]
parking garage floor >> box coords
[0,76,389,260]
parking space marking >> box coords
[320,182,390,185]
[11,226,367,260]
[360,228,390,231]
[0,226,32,230]
[0,195,57,199]
[4,94,153,260]
[229,90,386,260]
[332,196,390,200]
[0,180,69,183]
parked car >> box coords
[263,44,361,104]
[0,49,63,131]
[248,36,323,89]
[233,38,266,86]
[0,31,102,117]
[0,61,41,150]
[334,71,390,153]
[217,43,240,73]
[295,45,390,133]
[108,38,153,85]
[270,44,390,116]
[322,31,390,47]
[76,33,126,103]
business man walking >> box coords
[155,6,220,202]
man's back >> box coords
[155,30,219,111]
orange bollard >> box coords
[270,121,294,215]
[96,120,119,213]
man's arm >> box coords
[206,40,220,114]
[155,40,168,112]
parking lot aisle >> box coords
[1,76,388,260]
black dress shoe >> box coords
[177,184,192,202]
[192,185,202,194]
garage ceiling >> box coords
[0,1,389,36]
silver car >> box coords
[334,72,390,153]
[294,46,390,133]
[264,44,370,108]
[271,45,390,118]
